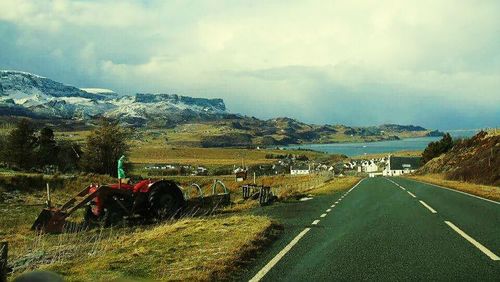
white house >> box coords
[383,156,422,176]
[365,162,378,173]
[291,165,310,175]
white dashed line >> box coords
[250,178,366,282]
[326,209,332,212]
[445,221,500,261]
[331,204,335,208]
[249,227,311,282]
[419,200,437,213]
[407,191,416,198]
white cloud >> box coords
[0,0,499,128]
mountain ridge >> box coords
[0,70,227,126]
[0,70,444,146]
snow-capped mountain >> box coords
[0,70,228,126]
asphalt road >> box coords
[239,177,500,281]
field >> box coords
[129,145,323,167]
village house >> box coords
[195,166,208,176]
[364,160,379,173]
[383,156,422,176]
[234,167,248,181]
[290,164,311,175]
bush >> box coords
[2,119,37,169]
[422,133,453,163]
[81,119,129,176]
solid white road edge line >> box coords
[407,191,417,198]
[249,228,311,282]
[320,213,327,218]
[444,221,500,261]
[411,179,499,205]
[419,200,437,213]
[312,220,320,225]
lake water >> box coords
[285,129,479,157]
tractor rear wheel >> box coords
[148,181,185,220]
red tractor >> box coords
[32,179,230,233]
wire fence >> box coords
[266,172,334,198]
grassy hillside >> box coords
[418,130,499,186]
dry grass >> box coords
[308,176,362,195]
[9,215,276,281]
[240,174,358,200]
[406,174,500,201]
[486,128,500,137]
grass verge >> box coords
[308,176,362,195]
[9,215,278,281]
[275,176,361,200]
[406,174,500,201]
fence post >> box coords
[0,241,7,282]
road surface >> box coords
[239,177,500,281]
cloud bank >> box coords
[1,0,499,129]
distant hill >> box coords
[169,118,439,147]
[0,70,442,146]
[418,131,499,186]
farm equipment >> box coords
[32,179,230,233]
[242,184,275,205]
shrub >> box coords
[81,119,129,176]
[422,133,453,163]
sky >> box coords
[0,0,499,130]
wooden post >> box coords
[46,183,51,208]
[0,241,7,282]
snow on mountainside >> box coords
[0,70,228,125]
[80,88,116,94]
